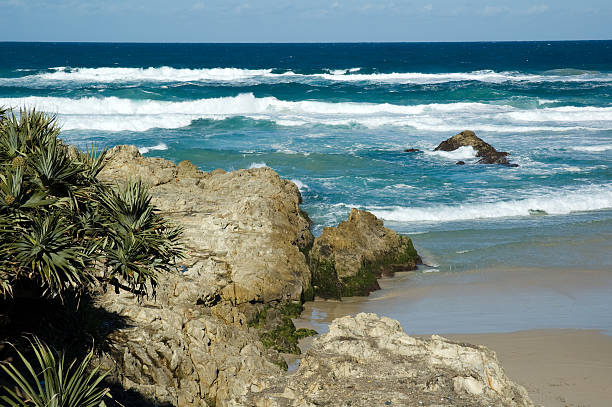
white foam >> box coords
[5,67,612,85]
[506,106,612,122]
[2,94,611,132]
[370,185,612,223]
[248,162,267,169]
[290,179,309,192]
[138,143,168,154]
[36,67,273,83]
[425,146,478,161]
[570,144,612,152]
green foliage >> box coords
[0,338,109,407]
[0,107,183,299]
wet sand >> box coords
[447,330,612,407]
[296,267,612,406]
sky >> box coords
[0,0,611,42]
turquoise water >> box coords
[1,42,611,272]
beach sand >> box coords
[447,329,612,407]
[294,267,612,407]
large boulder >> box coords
[233,313,535,407]
[100,145,314,305]
[434,130,515,165]
[96,146,315,406]
[308,209,421,299]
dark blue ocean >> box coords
[1,42,611,273]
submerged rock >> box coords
[404,148,421,152]
[435,130,515,166]
[234,313,535,407]
[308,209,421,299]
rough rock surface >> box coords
[100,145,313,305]
[234,313,535,407]
[308,209,421,298]
[96,145,315,406]
[435,130,514,165]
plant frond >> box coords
[0,338,110,407]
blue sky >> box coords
[1,0,611,42]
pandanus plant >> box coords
[0,107,183,299]
[0,338,109,407]
[0,107,183,405]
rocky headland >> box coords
[93,146,533,406]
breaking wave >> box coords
[1,94,611,132]
[138,143,168,154]
[369,185,612,222]
[425,146,478,161]
[4,66,612,85]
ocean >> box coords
[1,41,611,274]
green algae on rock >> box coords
[309,209,421,299]
[248,302,317,356]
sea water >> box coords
[1,42,611,273]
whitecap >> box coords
[369,184,612,223]
[570,144,612,152]
[4,66,612,86]
[290,179,309,192]
[1,94,611,132]
[424,146,478,161]
[138,143,168,154]
[248,162,267,169]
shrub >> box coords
[0,107,183,299]
[0,338,109,407]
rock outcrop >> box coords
[96,145,315,406]
[435,130,516,166]
[100,145,314,305]
[234,313,535,407]
[93,146,526,407]
[308,209,421,299]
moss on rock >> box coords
[308,209,422,300]
[248,302,317,354]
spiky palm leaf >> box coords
[0,167,54,212]
[0,107,182,298]
[9,213,92,297]
[75,146,107,183]
[0,109,59,162]
[28,140,82,197]
[0,338,109,407]
[98,181,183,293]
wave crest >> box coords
[369,185,612,222]
[1,94,611,132]
[5,66,612,85]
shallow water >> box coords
[302,268,612,335]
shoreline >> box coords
[294,266,612,407]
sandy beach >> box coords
[447,329,612,407]
[296,267,612,406]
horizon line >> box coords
[1,39,611,45]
